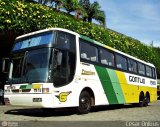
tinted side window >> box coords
[146,66,152,77]
[128,59,137,73]
[152,68,156,79]
[100,48,114,67]
[80,40,98,62]
[56,31,76,52]
[116,54,127,71]
[53,31,76,87]
[138,63,145,75]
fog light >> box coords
[33,98,42,102]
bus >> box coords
[157,81,160,99]
[2,28,157,114]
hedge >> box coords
[0,0,160,76]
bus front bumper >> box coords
[4,93,55,108]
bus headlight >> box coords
[5,86,11,93]
[11,86,16,90]
[7,86,11,90]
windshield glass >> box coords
[10,53,24,83]
[10,48,51,84]
[12,31,54,51]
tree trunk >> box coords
[88,17,92,23]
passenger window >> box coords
[80,40,98,63]
[100,48,114,67]
[138,63,145,75]
[116,54,127,71]
[146,66,152,77]
[152,68,156,79]
[128,59,137,73]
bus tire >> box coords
[144,93,150,106]
[139,92,145,107]
[78,91,91,114]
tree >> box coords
[79,0,90,21]
[79,0,90,11]
[51,0,64,10]
[74,5,87,19]
[63,0,78,14]
[79,0,106,26]
[37,0,46,4]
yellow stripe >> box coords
[116,71,157,103]
[104,45,115,51]
[32,84,42,89]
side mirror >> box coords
[50,50,63,70]
[57,51,62,66]
[2,58,10,73]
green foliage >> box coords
[79,0,106,25]
[0,0,160,76]
[63,0,79,14]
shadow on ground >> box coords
[4,104,149,117]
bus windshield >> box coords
[12,31,54,51]
[10,48,51,84]
[8,30,76,86]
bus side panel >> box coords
[95,66,157,105]
[107,68,126,104]
[95,66,126,104]
[116,71,157,104]
[149,88,157,102]
[116,71,140,103]
[79,63,109,106]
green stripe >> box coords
[26,85,32,89]
[80,35,104,47]
[95,66,118,104]
[20,84,32,89]
[20,85,27,89]
[107,69,125,104]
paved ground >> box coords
[0,100,160,127]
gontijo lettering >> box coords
[129,76,145,84]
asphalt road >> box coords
[0,100,160,127]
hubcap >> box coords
[80,97,90,111]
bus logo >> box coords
[81,69,95,75]
[56,92,72,102]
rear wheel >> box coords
[139,93,145,107]
[144,94,150,106]
[78,91,91,114]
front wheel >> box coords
[78,91,91,114]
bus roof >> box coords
[16,28,79,40]
[16,28,155,68]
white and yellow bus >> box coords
[3,28,157,114]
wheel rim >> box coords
[139,94,145,107]
[145,96,150,105]
[80,97,90,112]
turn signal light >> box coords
[42,88,49,93]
